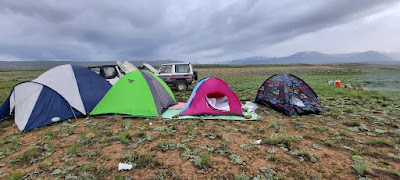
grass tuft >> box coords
[68,144,78,154]
[20,147,38,161]
[262,135,299,147]
[7,172,23,180]
[365,139,393,147]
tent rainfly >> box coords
[90,70,176,117]
[0,64,112,131]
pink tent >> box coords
[180,78,243,116]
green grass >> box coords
[1,64,400,179]
[312,126,325,131]
[395,137,400,144]
[123,120,131,130]
[20,147,38,161]
[195,153,210,168]
[270,123,280,130]
[352,162,369,176]
[121,152,161,168]
[68,144,78,154]
[365,139,393,147]
[113,132,131,144]
[349,120,361,126]
[262,135,299,147]
[7,172,23,180]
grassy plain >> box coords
[0,64,400,179]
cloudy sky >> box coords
[0,0,399,63]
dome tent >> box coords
[90,70,176,117]
[255,74,324,116]
[180,78,243,116]
[0,64,112,131]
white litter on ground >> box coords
[242,101,258,113]
[255,139,262,144]
[118,163,133,171]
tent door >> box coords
[290,96,305,107]
[206,93,230,112]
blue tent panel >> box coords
[0,97,10,120]
[24,86,82,131]
[181,78,208,113]
[71,65,112,113]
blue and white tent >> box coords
[0,64,111,131]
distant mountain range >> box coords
[228,51,400,65]
[385,52,400,61]
[1,51,399,70]
[0,60,183,70]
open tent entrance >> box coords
[290,96,305,107]
[205,93,230,112]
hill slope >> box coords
[229,51,398,64]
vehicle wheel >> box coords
[193,71,198,80]
[175,81,188,91]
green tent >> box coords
[90,70,176,117]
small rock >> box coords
[172,115,179,118]
[86,132,96,138]
[156,116,163,120]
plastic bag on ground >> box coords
[242,101,258,113]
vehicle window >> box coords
[104,67,118,78]
[175,64,190,73]
[159,65,172,73]
[90,67,101,75]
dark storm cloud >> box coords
[0,0,398,62]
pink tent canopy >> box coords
[180,78,243,116]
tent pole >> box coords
[70,106,78,120]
